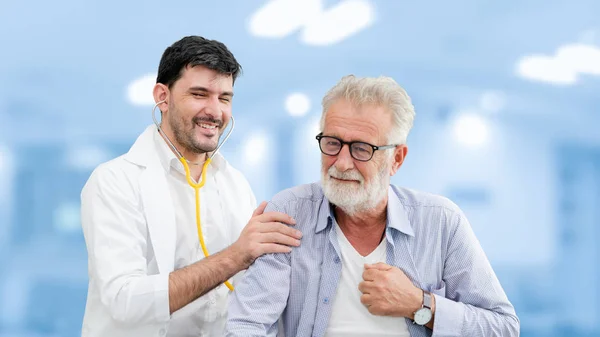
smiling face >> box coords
[154,65,234,157]
[320,98,400,215]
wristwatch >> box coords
[413,291,433,325]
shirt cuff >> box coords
[153,273,171,323]
[431,294,464,337]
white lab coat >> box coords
[80,125,256,337]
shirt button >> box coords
[159,328,166,336]
[323,297,329,304]
[334,257,341,263]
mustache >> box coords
[192,116,223,128]
[327,166,364,182]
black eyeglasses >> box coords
[315,133,398,162]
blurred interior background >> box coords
[1,0,599,336]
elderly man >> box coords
[225,75,519,337]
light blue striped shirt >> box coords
[226,183,519,337]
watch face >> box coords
[414,308,433,325]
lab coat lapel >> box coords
[140,164,176,273]
[125,125,176,274]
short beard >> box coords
[321,161,390,216]
[167,104,223,154]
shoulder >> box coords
[392,185,463,214]
[82,155,142,198]
[391,185,467,240]
[265,183,326,234]
[268,183,325,210]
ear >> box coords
[390,145,408,176]
[153,83,170,112]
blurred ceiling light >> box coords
[66,145,111,170]
[557,44,600,75]
[516,43,600,85]
[249,0,321,38]
[244,132,269,166]
[127,73,156,106]
[285,92,311,117]
[301,0,375,46]
[516,55,577,85]
[249,0,375,46]
[452,113,489,148]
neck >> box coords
[335,197,388,256]
[180,149,208,166]
[159,129,207,182]
[182,152,208,183]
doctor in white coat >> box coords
[80,36,302,337]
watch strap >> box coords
[423,291,432,309]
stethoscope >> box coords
[152,100,236,291]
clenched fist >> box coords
[358,262,423,318]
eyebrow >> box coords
[322,134,374,145]
[188,86,234,97]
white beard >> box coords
[321,163,390,216]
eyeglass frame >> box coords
[315,133,398,162]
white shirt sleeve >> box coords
[81,164,171,326]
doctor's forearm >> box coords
[168,248,241,314]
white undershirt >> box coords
[325,224,410,337]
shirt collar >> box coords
[315,194,333,234]
[386,185,415,237]
[316,185,414,237]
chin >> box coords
[322,175,390,216]
[323,180,363,208]
[190,137,218,152]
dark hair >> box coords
[156,36,242,87]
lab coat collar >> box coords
[123,125,160,168]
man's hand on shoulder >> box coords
[228,201,303,269]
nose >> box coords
[203,96,222,120]
[334,144,354,172]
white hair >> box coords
[320,75,416,144]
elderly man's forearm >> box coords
[432,295,519,337]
